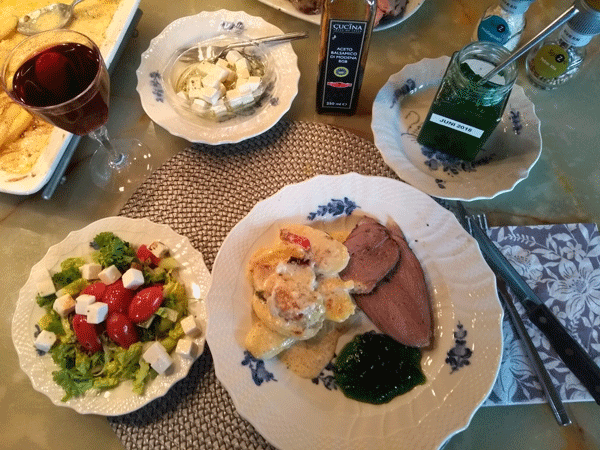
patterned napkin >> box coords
[483,223,600,406]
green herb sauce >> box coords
[333,331,426,404]
[417,62,510,161]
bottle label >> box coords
[320,19,368,110]
[429,113,484,138]
[532,44,570,78]
[477,15,511,45]
[559,24,594,47]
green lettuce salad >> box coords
[35,232,190,401]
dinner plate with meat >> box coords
[206,172,503,450]
[256,0,425,31]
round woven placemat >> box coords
[109,120,399,449]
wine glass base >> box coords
[89,138,154,192]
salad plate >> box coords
[371,56,542,201]
[206,173,503,450]
[11,216,211,416]
[136,10,300,145]
[0,0,141,195]
[256,0,425,31]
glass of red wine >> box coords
[0,29,153,192]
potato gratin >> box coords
[246,224,356,378]
[0,0,121,176]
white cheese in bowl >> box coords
[168,44,271,121]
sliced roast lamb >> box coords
[339,216,400,294]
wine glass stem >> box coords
[89,125,126,168]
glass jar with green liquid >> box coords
[417,42,518,161]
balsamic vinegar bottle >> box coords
[316,0,376,115]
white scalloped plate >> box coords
[11,217,211,416]
[371,56,542,201]
[136,10,300,145]
[256,0,425,31]
[206,173,503,450]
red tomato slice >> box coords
[103,279,134,314]
[137,244,160,265]
[81,281,106,300]
[280,230,311,250]
[72,314,102,353]
[106,313,139,349]
[128,285,164,323]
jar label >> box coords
[320,19,368,110]
[430,113,484,138]
[477,16,511,45]
[532,44,569,78]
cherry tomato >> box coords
[72,314,102,353]
[128,285,164,323]
[280,230,311,251]
[103,279,134,314]
[106,313,139,349]
[136,244,160,265]
[81,281,106,300]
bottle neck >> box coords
[499,0,534,15]
[558,23,595,47]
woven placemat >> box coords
[109,120,399,449]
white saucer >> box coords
[371,56,542,201]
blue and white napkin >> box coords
[484,223,600,405]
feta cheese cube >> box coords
[210,65,232,83]
[75,293,96,315]
[35,330,57,353]
[181,315,201,337]
[36,271,56,297]
[98,265,121,285]
[191,98,210,113]
[238,76,261,95]
[211,99,228,117]
[186,76,204,99]
[87,302,109,324]
[177,90,188,100]
[225,50,244,64]
[122,268,144,290]
[235,57,250,73]
[148,241,169,259]
[199,85,225,105]
[53,294,76,317]
[216,58,230,69]
[79,263,102,280]
[175,337,198,359]
[142,341,173,374]
[201,73,223,90]
[197,60,216,76]
[226,89,254,109]
[236,66,251,80]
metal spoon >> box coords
[17,0,87,36]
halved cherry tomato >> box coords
[280,230,311,251]
[103,279,134,314]
[81,281,106,300]
[106,313,139,349]
[72,314,102,353]
[137,244,160,265]
[128,285,164,323]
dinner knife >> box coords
[466,216,600,405]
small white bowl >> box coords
[136,10,300,145]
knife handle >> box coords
[527,300,600,405]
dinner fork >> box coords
[468,214,571,426]
[178,31,308,64]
